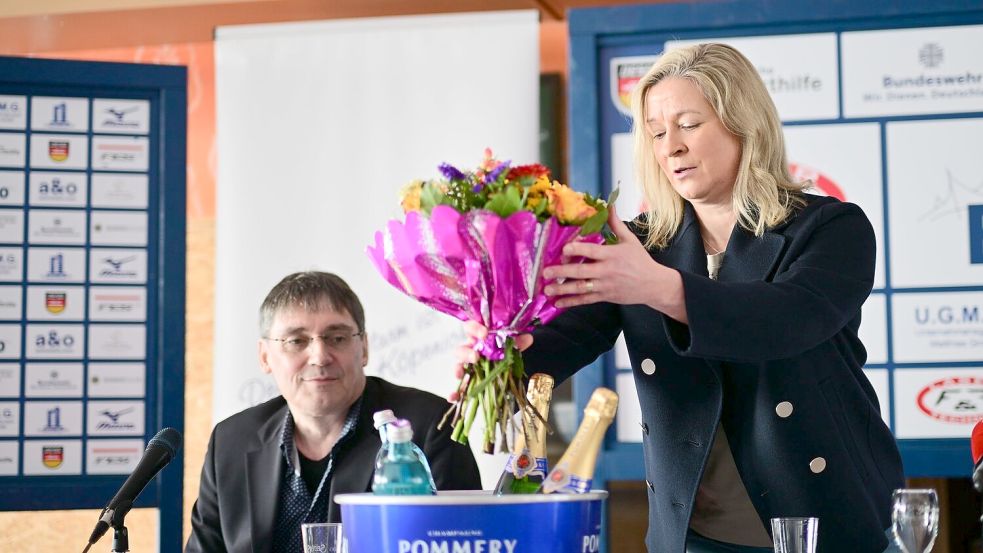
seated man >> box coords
[187,271,481,553]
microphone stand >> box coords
[109,500,133,553]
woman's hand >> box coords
[542,204,688,323]
[449,321,534,401]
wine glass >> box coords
[891,488,939,553]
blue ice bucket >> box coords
[334,490,607,553]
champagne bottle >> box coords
[538,387,618,494]
[372,419,435,495]
[493,373,554,494]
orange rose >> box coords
[546,183,597,224]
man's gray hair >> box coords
[259,271,365,336]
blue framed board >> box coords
[0,56,186,550]
[568,0,983,499]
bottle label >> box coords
[508,451,548,479]
[541,465,592,494]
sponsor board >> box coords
[0,95,27,130]
[666,33,839,120]
[610,132,644,221]
[86,439,145,475]
[887,118,983,287]
[26,285,85,321]
[0,324,22,360]
[608,55,660,116]
[91,173,149,209]
[23,440,81,475]
[28,209,86,245]
[23,400,83,436]
[30,97,89,133]
[0,401,20,436]
[0,285,21,320]
[0,171,25,205]
[863,368,891,425]
[782,123,886,288]
[843,24,983,117]
[0,208,23,243]
[892,292,983,363]
[0,440,17,475]
[25,324,84,359]
[91,136,149,172]
[28,171,87,207]
[0,363,20,397]
[88,363,146,398]
[25,363,84,398]
[0,247,21,282]
[27,247,86,283]
[88,324,146,360]
[92,99,150,135]
[89,248,147,284]
[0,133,26,168]
[86,400,145,436]
[861,293,889,365]
[90,211,147,246]
[89,286,146,322]
[894,369,983,438]
[616,371,643,443]
[29,134,88,170]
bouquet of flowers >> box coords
[367,149,610,452]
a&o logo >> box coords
[917,376,983,424]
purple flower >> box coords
[482,160,510,184]
[438,163,466,181]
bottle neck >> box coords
[556,413,608,475]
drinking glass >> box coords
[771,517,818,553]
[301,522,347,553]
[891,488,939,553]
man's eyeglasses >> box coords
[264,332,363,354]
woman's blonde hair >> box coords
[629,43,805,249]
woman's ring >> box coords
[585,279,595,293]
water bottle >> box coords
[373,409,437,492]
[372,419,436,495]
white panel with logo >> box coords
[894,369,983,438]
[665,33,840,121]
[22,440,82,475]
[892,291,983,363]
[842,24,983,117]
[886,118,983,288]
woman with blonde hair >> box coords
[458,42,904,552]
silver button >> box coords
[809,457,826,474]
[640,358,656,375]
[775,401,794,418]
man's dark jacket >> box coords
[185,376,482,553]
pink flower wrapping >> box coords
[367,205,604,450]
[369,206,603,358]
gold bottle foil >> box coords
[539,387,618,494]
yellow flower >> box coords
[400,180,424,213]
[546,183,597,224]
[526,175,552,210]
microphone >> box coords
[86,427,183,549]
[972,420,983,492]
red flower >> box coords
[506,164,551,181]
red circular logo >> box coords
[788,162,846,201]
[916,376,983,424]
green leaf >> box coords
[484,185,523,218]
[607,186,621,207]
[579,207,608,236]
[420,183,445,215]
